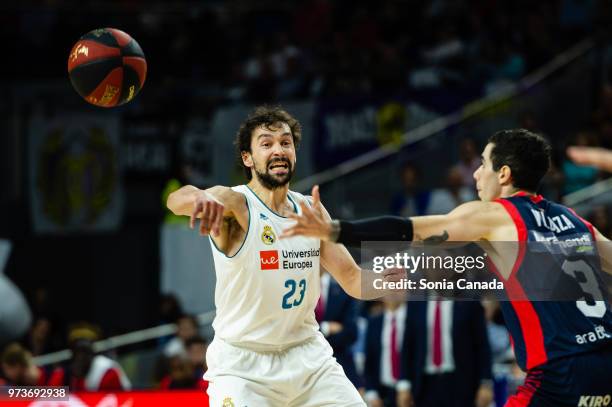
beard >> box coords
[253,157,294,190]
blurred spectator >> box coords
[562,130,600,194]
[0,342,46,386]
[397,299,493,407]
[483,300,514,407]
[30,287,53,318]
[159,356,198,390]
[293,0,332,46]
[317,271,361,388]
[364,292,406,407]
[160,336,208,390]
[163,314,199,358]
[411,24,467,88]
[482,42,526,94]
[159,294,184,326]
[426,167,476,215]
[186,336,208,379]
[592,86,612,148]
[518,110,541,133]
[453,138,480,189]
[47,325,130,391]
[588,206,612,237]
[4,0,596,101]
[244,41,278,102]
[22,317,56,356]
[390,162,431,217]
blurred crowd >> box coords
[0,293,207,393]
[390,83,612,238]
[5,0,610,105]
[0,287,518,407]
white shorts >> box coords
[204,333,365,407]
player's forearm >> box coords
[167,185,231,216]
[327,264,375,300]
[167,185,201,216]
[331,216,414,247]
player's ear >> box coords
[241,151,253,169]
[498,165,512,186]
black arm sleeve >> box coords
[337,216,413,247]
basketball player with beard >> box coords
[167,106,397,406]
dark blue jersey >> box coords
[494,193,612,371]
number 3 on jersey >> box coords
[282,279,306,309]
[562,259,607,318]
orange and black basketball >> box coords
[67,28,147,108]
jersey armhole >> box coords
[493,198,528,280]
[567,207,597,241]
[209,193,251,258]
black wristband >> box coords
[336,216,414,247]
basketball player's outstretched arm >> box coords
[166,185,249,236]
[567,146,612,172]
[282,186,499,243]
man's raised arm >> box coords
[167,185,247,236]
[282,186,499,245]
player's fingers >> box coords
[190,200,201,229]
[300,201,315,220]
[200,201,211,235]
[280,226,297,238]
[312,185,321,209]
[212,204,224,236]
[286,212,305,226]
[208,203,219,236]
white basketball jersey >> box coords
[209,185,321,349]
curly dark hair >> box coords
[234,105,302,180]
[488,129,551,192]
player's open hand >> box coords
[190,190,224,236]
[281,185,333,241]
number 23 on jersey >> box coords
[282,279,306,309]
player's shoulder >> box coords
[451,200,507,217]
[450,200,514,232]
[209,185,249,212]
[211,184,245,199]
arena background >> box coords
[1,1,612,405]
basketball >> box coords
[67,28,147,108]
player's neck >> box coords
[500,185,522,198]
[247,180,291,213]
[500,187,537,198]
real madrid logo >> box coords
[222,397,235,407]
[261,225,276,245]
